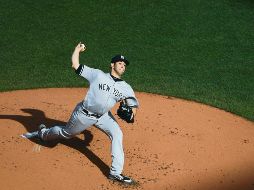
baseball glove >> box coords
[117,101,134,123]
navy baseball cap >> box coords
[111,55,129,65]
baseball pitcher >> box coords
[22,42,139,184]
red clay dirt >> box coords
[0,88,253,190]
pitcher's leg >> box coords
[40,103,96,141]
[40,125,69,141]
[95,112,124,175]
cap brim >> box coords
[112,58,129,65]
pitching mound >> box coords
[0,88,253,190]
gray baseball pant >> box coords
[41,103,124,176]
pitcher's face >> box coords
[111,61,126,76]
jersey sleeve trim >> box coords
[75,64,84,75]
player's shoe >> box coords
[108,174,134,184]
[21,124,47,140]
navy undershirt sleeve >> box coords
[75,64,83,75]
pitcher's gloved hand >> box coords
[117,101,134,123]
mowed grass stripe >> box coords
[0,0,253,120]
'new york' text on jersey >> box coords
[76,65,139,115]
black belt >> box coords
[82,109,102,118]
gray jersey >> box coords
[76,65,139,115]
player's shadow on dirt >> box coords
[0,108,110,177]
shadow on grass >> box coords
[0,108,110,177]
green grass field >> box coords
[0,0,253,121]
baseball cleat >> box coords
[108,174,134,184]
[21,124,47,140]
[21,131,39,139]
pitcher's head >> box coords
[110,55,129,77]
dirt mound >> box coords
[0,88,253,190]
